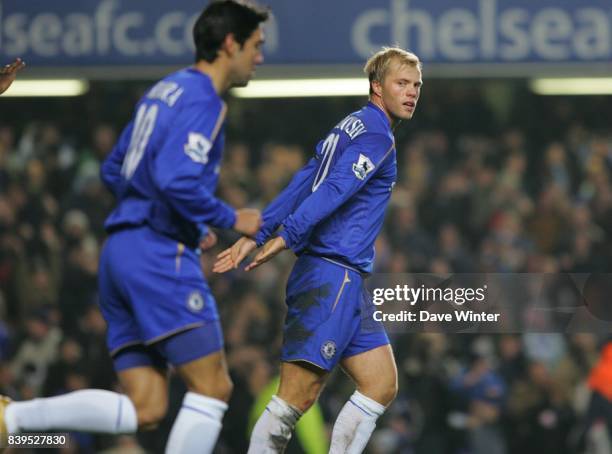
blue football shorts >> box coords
[281,254,390,371]
[98,225,223,369]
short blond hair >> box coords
[364,47,421,95]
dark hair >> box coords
[193,1,269,63]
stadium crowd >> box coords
[0,83,610,453]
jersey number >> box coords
[121,104,159,179]
[312,133,339,191]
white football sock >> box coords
[329,390,386,454]
[164,392,227,454]
[247,395,302,453]
[4,390,137,434]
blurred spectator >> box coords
[448,348,506,454]
[10,309,62,395]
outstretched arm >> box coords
[213,156,319,272]
[254,157,319,246]
[0,58,25,95]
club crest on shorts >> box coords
[187,291,204,312]
[321,341,337,360]
[352,153,374,180]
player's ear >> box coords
[222,33,240,57]
[372,80,383,98]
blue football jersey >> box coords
[256,102,397,273]
[101,68,236,248]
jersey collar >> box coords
[366,101,392,130]
[186,67,219,98]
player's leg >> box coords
[115,225,232,454]
[154,323,231,454]
[2,390,138,435]
[329,313,397,453]
[2,344,169,436]
[277,361,328,413]
[340,344,398,405]
[1,232,161,436]
[116,351,169,430]
[249,256,354,453]
[248,360,328,453]
[329,346,397,454]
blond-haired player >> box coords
[215,47,423,453]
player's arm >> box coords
[213,157,318,272]
[239,133,394,272]
[153,100,259,235]
[254,157,319,246]
[279,133,394,252]
[100,120,134,198]
[0,58,25,95]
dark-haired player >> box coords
[1,2,267,453]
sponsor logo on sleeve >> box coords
[352,153,375,180]
[184,132,212,164]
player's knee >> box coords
[188,373,233,402]
[375,373,398,406]
[217,374,233,402]
[280,384,320,413]
[360,374,397,407]
[293,395,317,413]
[381,376,399,405]
[136,402,168,431]
[138,409,166,430]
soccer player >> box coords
[1,2,268,453]
[0,58,26,95]
[214,47,423,453]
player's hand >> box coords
[199,230,217,251]
[0,58,25,95]
[244,236,287,271]
[233,208,262,237]
[213,236,257,273]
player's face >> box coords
[231,27,265,88]
[378,62,422,121]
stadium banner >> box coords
[0,0,610,71]
[366,273,612,333]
